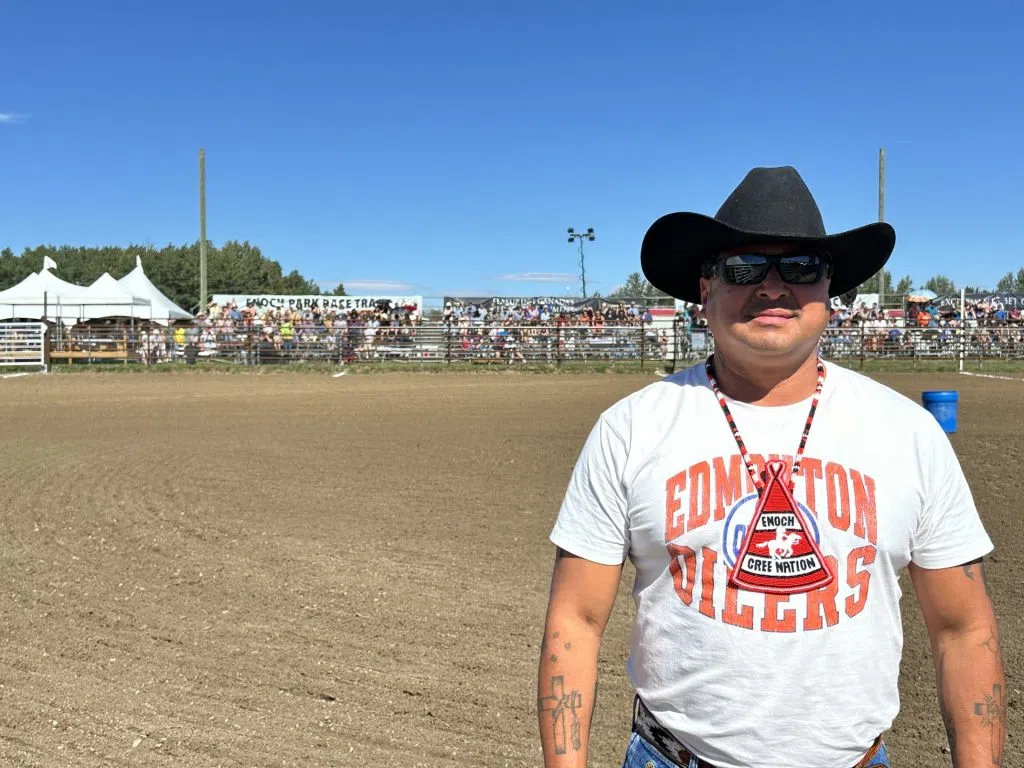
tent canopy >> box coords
[116,256,193,324]
[0,263,151,324]
[83,272,154,322]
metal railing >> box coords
[0,322,48,370]
[819,325,1024,364]
[46,323,675,366]
[35,320,1024,368]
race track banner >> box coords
[443,296,593,313]
[956,292,1024,308]
[211,294,423,313]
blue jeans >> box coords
[622,732,890,768]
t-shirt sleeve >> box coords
[911,419,993,569]
[549,413,630,565]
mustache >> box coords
[744,300,800,314]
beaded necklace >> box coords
[704,356,826,492]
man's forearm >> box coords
[935,625,1006,767]
[537,619,602,768]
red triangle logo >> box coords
[728,460,834,595]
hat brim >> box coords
[640,213,896,304]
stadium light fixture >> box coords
[567,226,596,298]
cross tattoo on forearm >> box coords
[539,675,583,754]
[973,683,1007,764]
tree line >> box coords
[856,268,1024,297]
[607,268,1024,301]
[0,242,344,312]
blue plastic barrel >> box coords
[921,390,959,433]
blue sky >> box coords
[1,0,1021,300]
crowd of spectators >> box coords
[129,299,424,363]
[439,300,666,362]
[958,298,1024,326]
[830,297,1024,330]
[819,297,1024,358]
[58,293,1024,365]
[122,298,675,364]
[441,299,655,327]
[215,299,419,351]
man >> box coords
[537,167,1004,768]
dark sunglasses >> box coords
[703,253,833,286]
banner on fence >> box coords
[830,292,880,309]
[211,294,423,313]
[442,295,672,313]
[951,292,1024,308]
[443,296,592,312]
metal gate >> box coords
[0,322,48,371]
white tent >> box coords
[0,264,151,325]
[116,256,193,324]
[85,272,156,322]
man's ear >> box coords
[699,277,711,305]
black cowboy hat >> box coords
[640,166,896,304]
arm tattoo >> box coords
[939,559,1006,766]
[978,627,1002,659]
[937,650,958,764]
[973,684,1007,766]
[980,562,994,598]
[960,557,986,585]
[937,626,1007,767]
[539,631,559,654]
[962,558,996,600]
[538,675,584,755]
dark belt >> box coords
[632,696,884,768]
[632,696,712,768]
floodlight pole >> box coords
[567,227,596,299]
[199,149,208,315]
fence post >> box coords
[859,326,866,370]
[445,320,452,366]
[670,318,678,373]
[950,321,958,376]
[639,320,646,370]
[556,325,562,367]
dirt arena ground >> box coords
[0,369,1019,767]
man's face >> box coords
[699,244,831,362]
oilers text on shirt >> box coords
[664,451,877,632]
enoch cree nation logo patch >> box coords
[728,460,834,594]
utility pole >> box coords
[878,147,885,306]
[567,227,595,299]
[199,148,208,315]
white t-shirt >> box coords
[550,361,992,768]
